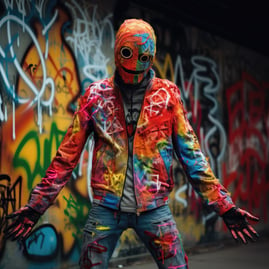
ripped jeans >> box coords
[79,204,188,269]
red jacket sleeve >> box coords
[172,84,235,215]
[27,90,94,214]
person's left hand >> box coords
[222,207,259,244]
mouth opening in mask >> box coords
[122,66,145,74]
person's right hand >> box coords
[4,206,41,241]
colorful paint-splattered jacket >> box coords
[28,74,235,215]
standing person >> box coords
[5,19,259,269]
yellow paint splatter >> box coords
[72,114,80,133]
[96,226,111,231]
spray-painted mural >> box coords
[0,0,268,268]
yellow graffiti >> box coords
[1,7,86,255]
[154,53,175,81]
[169,187,205,241]
[174,214,205,242]
[119,228,141,246]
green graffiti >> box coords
[63,193,89,243]
[13,122,66,190]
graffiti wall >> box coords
[0,0,268,268]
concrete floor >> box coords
[109,238,269,269]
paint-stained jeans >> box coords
[79,204,188,269]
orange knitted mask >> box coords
[114,19,156,84]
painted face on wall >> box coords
[114,19,156,84]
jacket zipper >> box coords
[133,80,152,216]
[116,86,131,212]
[115,77,152,215]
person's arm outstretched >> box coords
[172,84,259,244]
[4,90,96,241]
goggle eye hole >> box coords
[139,54,150,63]
[120,47,133,59]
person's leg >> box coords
[135,205,188,269]
[79,204,124,269]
